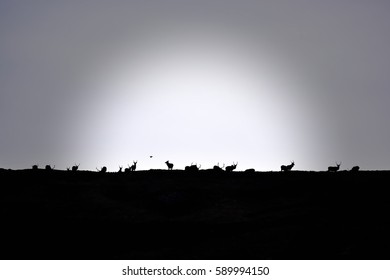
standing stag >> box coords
[281,161,295,172]
[165,161,174,170]
[130,161,137,171]
[225,162,238,172]
[328,162,341,172]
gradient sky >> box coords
[1,0,390,171]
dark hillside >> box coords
[0,169,389,259]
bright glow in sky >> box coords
[1,0,390,171]
[75,27,329,171]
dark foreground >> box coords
[1,169,389,259]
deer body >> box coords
[45,165,55,171]
[130,161,137,171]
[245,168,255,173]
[97,166,107,173]
[351,166,360,172]
[225,162,237,172]
[213,163,224,172]
[71,164,80,172]
[281,161,295,172]
[165,161,174,170]
[185,163,201,171]
[328,162,341,172]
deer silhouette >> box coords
[45,165,55,171]
[185,162,201,171]
[165,160,174,170]
[118,166,123,173]
[213,163,225,172]
[245,168,255,172]
[32,164,39,170]
[281,161,295,172]
[351,166,360,172]
[71,164,80,172]
[124,164,131,173]
[328,162,341,172]
[96,166,107,173]
[225,162,238,172]
[130,161,137,171]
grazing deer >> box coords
[185,162,201,171]
[124,164,131,173]
[351,166,360,172]
[328,162,341,172]
[45,165,55,171]
[118,166,123,173]
[32,164,39,170]
[165,160,174,170]
[225,162,238,172]
[281,161,295,172]
[213,163,225,172]
[130,161,137,171]
[245,168,255,173]
[71,164,80,172]
[96,166,107,173]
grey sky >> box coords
[1,0,390,171]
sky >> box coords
[1,0,390,171]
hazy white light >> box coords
[77,27,322,171]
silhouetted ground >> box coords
[0,168,389,259]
